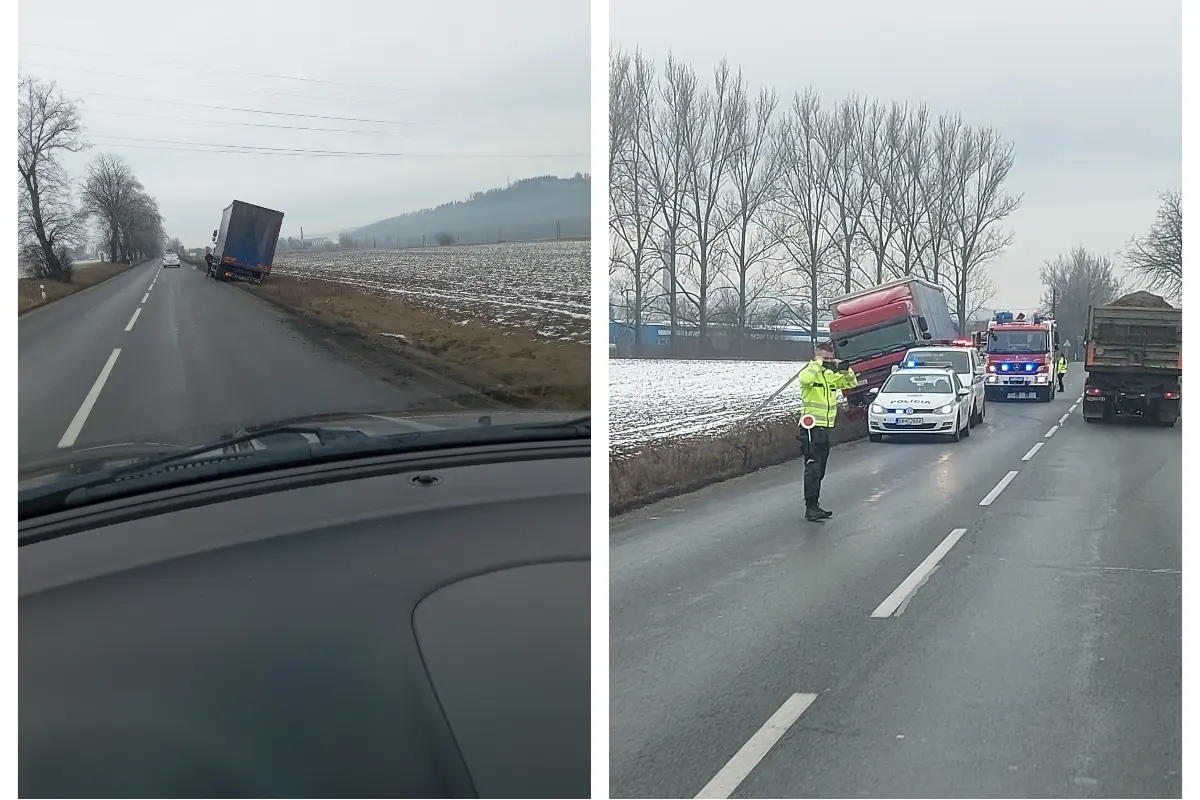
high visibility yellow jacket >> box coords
[798,358,858,428]
[1057,356,1068,374]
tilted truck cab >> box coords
[828,277,958,418]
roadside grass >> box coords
[18,262,133,315]
[610,416,868,515]
[243,274,590,411]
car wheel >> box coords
[869,433,883,443]
[961,409,971,437]
[947,416,962,442]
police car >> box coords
[900,343,987,427]
[866,365,973,443]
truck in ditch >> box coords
[207,200,285,284]
[828,277,958,417]
[1082,291,1181,426]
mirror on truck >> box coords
[922,331,932,340]
[917,316,929,332]
[212,229,218,241]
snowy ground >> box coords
[273,241,590,344]
[610,359,815,454]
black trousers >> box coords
[1056,373,1065,391]
[801,426,832,508]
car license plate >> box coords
[893,417,923,425]
[1010,391,1034,399]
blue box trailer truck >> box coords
[207,200,285,283]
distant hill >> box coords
[350,173,590,247]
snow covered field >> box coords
[273,241,590,344]
[610,359,812,454]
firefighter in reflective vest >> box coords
[798,342,858,522]
[1056,353,1068,392]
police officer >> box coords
[1056,353,1068,392]
[798,342,858,522]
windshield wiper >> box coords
[19,417,590,519]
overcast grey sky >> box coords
[19,0,590,246]
[612,0,1181,309]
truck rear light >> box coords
[1164,391,1179,400]
[1086,387,1102,396]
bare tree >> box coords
[1124,190,1181,303]
[644,54,698,353]
[772,90,840,341]
[918,112,965,285]
[609,51,661,356]
[118,191,164,262]
[1040,246,1122,357]
[609,49,634,192]
[18,76,87,280]
[855,100,904,284]
[679,59,738,356]
[81,153,144,264]
[818,95,870,294]
[720,75,783,355]
[943,125,1022,332]
[885,103,932,278]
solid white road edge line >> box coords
[1021,442,1044,461]
[871,528,968,618]
[1045,425,1059,438]
[979,470,1019,506]
[57,348,121,449]
[694,693,818,799]
[125,308,141,331]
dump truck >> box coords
[1082,291,1181,426]
[828,277,957,417]
[207,200,284,284]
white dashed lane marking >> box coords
[980,470,1020,506]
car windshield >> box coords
[989,330,1049,353]
[18,3,590,506]
[906,349,970,373]
[832,319,918,361]
[882,373,955,394]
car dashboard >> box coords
[19,441,590,798]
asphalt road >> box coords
[19,260,461,461]
[611,368,1181,799]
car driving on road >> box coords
[900,343,987,427]
[867,366,972,442]
[162,252,180,268]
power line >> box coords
[20,60,431,109]
[83,107,416,137]
[20,41,420,94]
[88,135,587,159]
[72,89,431,126]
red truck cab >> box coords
[828,277,958,416]
[983,312,1060,402]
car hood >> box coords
[19,409,586,489]
[874,393,956,408]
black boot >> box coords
[814,505,833,519]
[805,505,827,522]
